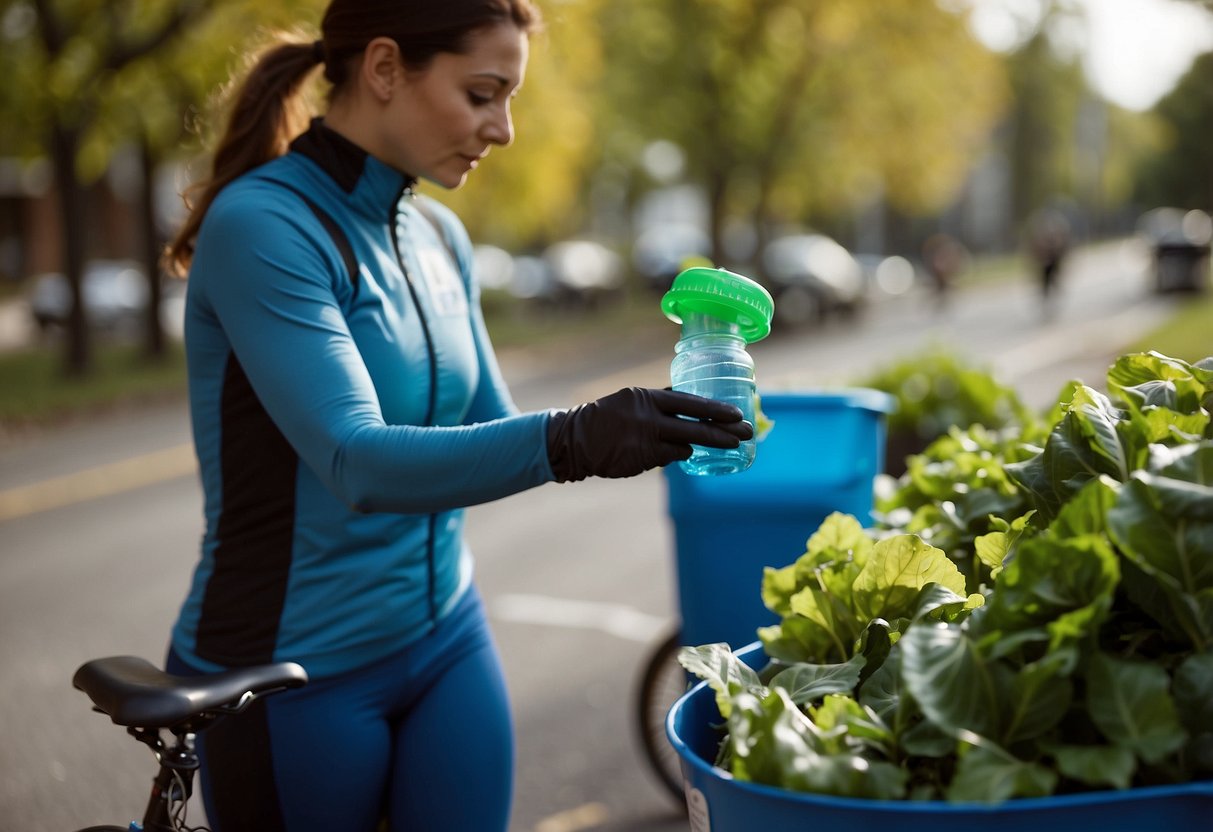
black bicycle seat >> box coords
[73,655,308,729]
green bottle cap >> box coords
[660,267,775,343]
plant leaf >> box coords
[806,512,873,565]
[1086,652,1188,764]
[678,643,763,719]
[769,654,866,706]
[913,582,984,622]
[789,585,863,662]
[852,536,967,623]
[857,644,903,724]
[1003,651,1074,744]
[1107,351,1213,411]
[727,687,907,799]
[947,745,1058,802]
[1047,743,1136,790]
[1047,476,1117,540]
[1173,651,1213,735]
[811,693,895,751]
[1107,473,1213,649]
[902,622,1011,740]
[1006,387,1133,524]
[855,618,893,686]
[981,534,1120,648]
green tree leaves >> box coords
[597,0,1007,259]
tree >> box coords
[595,0,1008,266]
[0,0,327,374]
[13,0,217,375]
[90,0,322,358]
[1133,50,1213,211]
[1001,21,1087,229]
[423,0,609,249]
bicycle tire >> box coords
[633,626,691,806]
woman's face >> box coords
[380,23,528,189]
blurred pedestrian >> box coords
[921,232,968,310]
[161,2,751,830]
[1028,208,1071,313]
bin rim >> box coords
[665,640,1213,815]
[757,387,897,414]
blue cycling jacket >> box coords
[171,120,556,678]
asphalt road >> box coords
[0,238,1184,832]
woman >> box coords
[162,1,749,830]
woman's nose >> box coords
[484,104,514,147]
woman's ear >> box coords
[360,36,401,103]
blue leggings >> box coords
[166,587,513,831]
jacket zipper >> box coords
[389,189,440,622]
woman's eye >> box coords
[468,91,494,105]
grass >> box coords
[1129,290,1213,364]
[0,292,669,432]
[476,288,667,349]
[2,281,1208,435]
[0,340,188,432]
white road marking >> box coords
[492,593,669,643]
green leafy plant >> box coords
[857,347,1039,475]
[680,351,1213,803]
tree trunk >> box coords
[49,120,91,377]
[139,133,166,359]
[706,167,729,268]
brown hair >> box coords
[166,0,541,277]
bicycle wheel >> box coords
[633,626,691,805]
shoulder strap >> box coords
[260,179,460,298]
[262,178,359,297]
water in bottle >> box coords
[661,267,774,476]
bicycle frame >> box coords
[129,725,201,832]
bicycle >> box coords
[70,655,308,831]
[633,626,692,803]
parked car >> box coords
[27,259,186,338]
[632,223,712,293]
[760,233,866,327]
[855,253,920,297]
[508,254,560,302]
[28,260,148,332]
[1136,207,1212,293]
[544,239,625,306]
[472,244,517,294]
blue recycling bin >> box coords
[662,389,895,651]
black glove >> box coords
[547,387,753,482]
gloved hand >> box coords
[547,387,753,482]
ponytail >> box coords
[165,1,543,278]
[165,37,323,277]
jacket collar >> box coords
[290,118,416,218]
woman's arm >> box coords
[192,188,555,515]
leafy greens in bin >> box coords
[679,351,1213,803]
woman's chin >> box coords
[424,172,469,191]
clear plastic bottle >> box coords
[661,267,775,476]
